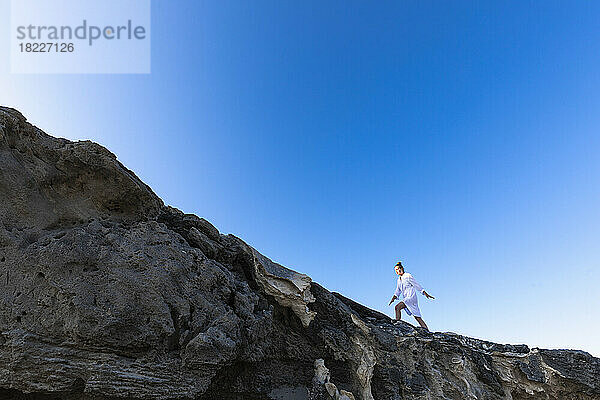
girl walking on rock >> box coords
[388,261,435,330]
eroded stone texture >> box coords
[1,107,599,400]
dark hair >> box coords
[395,261,403,269]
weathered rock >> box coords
[314,359,331,385]
[0,106,599,400]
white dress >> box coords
[394,272,425,318]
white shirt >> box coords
[394,272,425,300]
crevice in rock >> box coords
[166,303,182,352]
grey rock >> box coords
[339,390,355,400]
[325,383,338,397]
[0,106,599,400]
[314,359,331,385]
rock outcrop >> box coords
[0,106,598,400]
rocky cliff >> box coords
[0,106,598,400]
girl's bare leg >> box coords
[394,302,406,320]
[414,317,429,331]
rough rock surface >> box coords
[0,106,598,400]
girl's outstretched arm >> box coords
[389,279,402,305]
[388,295,397,306]
[408,274,435,299]
[407,274,425,293]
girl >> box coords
[388,261,435,330]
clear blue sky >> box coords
[1,1,599,356]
